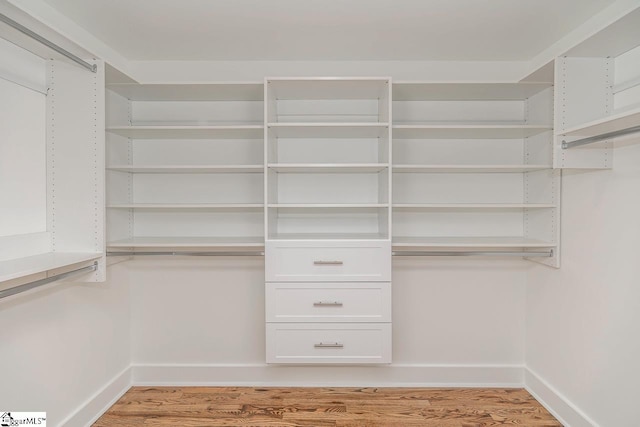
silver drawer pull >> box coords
[313,301,343,307]
[314,260,343,265]
[314,342,344,349]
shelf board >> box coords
[267,78,390,100]
[557,106,640,139]
[107,203,263,210]
[268,163,389,173]
[106,82,264,101]
[393,203,556,209]
[393,124,552,139]
[106,125,264,139]
[0,252,102,284]
[268,203,388,209]
[268,123,389,138]
[393,164,551,173]
[565,7,640,57]
[107,165,263,173]
[107,236,264,249]
[268,233,389,241]
[393,82,551,101]
[392,236,556,249]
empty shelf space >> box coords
[107,203,263,210]
[393,82,552,101]
[106,82,264,101]
[557,106,640,139]
[106,125,264,139]
[107,165,264,173]
[392,236,556,249]
[267,123,390,138]
[393,124,551,139]
[107,236,264,249]
[268,203,388,209]
[393,203,556,209]
[268,163,389,173]
[267,78,390,100]
[393,164,551,173]
[0,252,102,284]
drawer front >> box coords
[266,282,391,322]
[266,323,392,364]
[265,241,391,282]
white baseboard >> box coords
[131,363,524,388]
[60,366,132,427]
[525,368,598,427]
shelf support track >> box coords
[562,125,640,149]
[392,250,553,257]
[0,262,98,300]
[107,251,265,257]
[0,13,97,73]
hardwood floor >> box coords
[94,387,562,426]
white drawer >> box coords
[265,241,391,282]
[266,282,391,323]
[266,323,391,364]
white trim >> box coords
[525,367,599,427]
[60,366,132,427]
[131,363,524,388]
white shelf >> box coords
[107,203,263,210]
[106,125,264,139]
[557,106,640,139]
[565,7,640,57]
[107,236,264,249]
[268,233,389,241]
[392,236,556,249]
[393,203,556,209]
[269,203,388,208]
[107,165,263,174]
[393,124,551,139]
[106,82,264,101]
[393,82,551,101]
[393,164,551,173]
[0,252,102,284]
[268,123,389,138]
[267,78,390,100]
[268,163,389,173]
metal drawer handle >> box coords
[313,301,343,307]
[314,260,343,265]
[314,342,344,349]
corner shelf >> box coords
[0,252,102,285]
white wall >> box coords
[526,138,640,427]
[0,263,130,426]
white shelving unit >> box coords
[105,82,265,252]
[0,56,106,288]
[264,78,393,365]
[555,8,640,168]
[392,82,559,266]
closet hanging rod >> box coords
[0,13,97,73]
[392,250,553,257]
[0,262,98,300]
[562,125,640,149]
[107,251,265,257]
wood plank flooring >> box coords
[94,387,562,426]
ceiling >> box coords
[41,0,617,61]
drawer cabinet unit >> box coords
[265,240,391,282]
[264,78,393,365]
[266,323,392,364]
[265,282,391,323]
